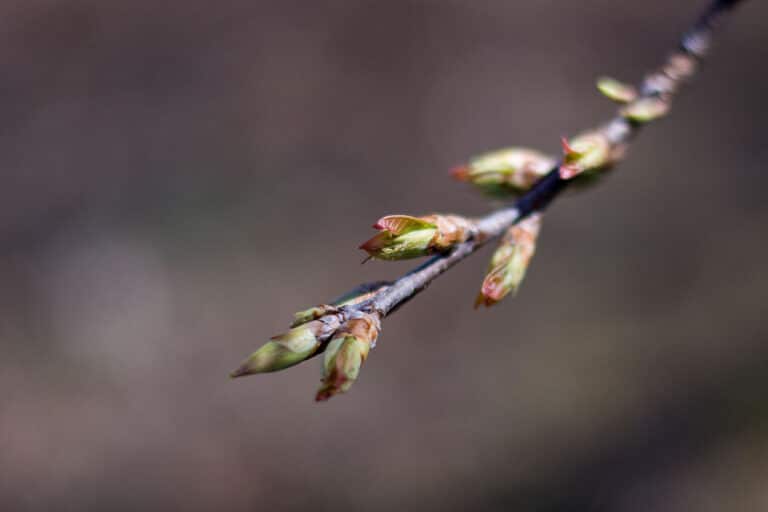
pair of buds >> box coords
[230,284,386,402]
[597,50,694,121]
[449,131,619,191]
[359,211,543,309]
[598,76,671,123]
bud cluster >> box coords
[475,214,542,308]
[360,214,477,261]
[230,284,386,403]
[228,0,738,404]
[596,51,693,127]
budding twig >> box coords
[361,0,744,317]
[232,0,747,401]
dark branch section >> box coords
[514,170,569,219]
[685,0,744,56]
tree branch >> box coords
[360,0,744,318]
[231,0,748,400]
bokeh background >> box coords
[1,1,766,510]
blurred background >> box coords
[0,1,766,510]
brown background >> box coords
[1,1,766,510]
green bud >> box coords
[230,320,326,377]
[360,215,474,261]
[596,77,638,104]
[360,227,437,260]
[475,215,541,308]
[316,336,366,400]
[451,148,555,196]
[315,315,379,402]
[621,97,670,123]
[559,132,613,180]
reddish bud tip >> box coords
[474,292,494,309]
[359,236,381,253]
[481,278,506,303]
[450,165,471,181]
[561,137,575,156]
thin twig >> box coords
[353,0,744,318]
[232,0,747,397]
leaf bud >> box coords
[316,313,381,402]
[596,77,638,104]
[230,320,333,378]
[475,214,542,308]
[451,148,556,196]
[559,132,613,180]
[620,97,670,123]
[360,214,475,261]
